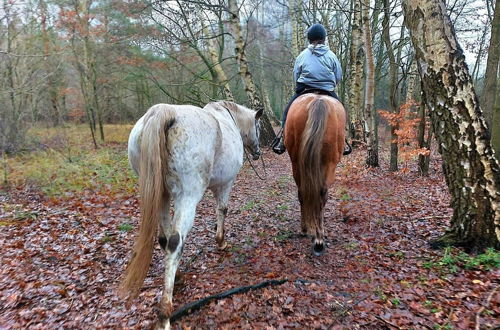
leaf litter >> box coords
[0,148,498,329]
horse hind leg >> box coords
[158,195,172,251]
[158,195,200,328]
[211,182,234,249]
[312,187,328,256]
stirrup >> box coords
[343,139,352,156]
[272,136,286,155]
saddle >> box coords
[299,88,339,100]
[271,88,350,155]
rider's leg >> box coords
[273,84,307,154]
[273,95,297,154]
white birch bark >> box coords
[227,0,275,144]
[403,0,500,250]
[362,0,379,167]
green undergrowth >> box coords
[2,124,136,197]
[423,247,500,273]
[5,147,136,197]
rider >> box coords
[273,23,343,155]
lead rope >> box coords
[243,147,267,180]
[222,105,267,180]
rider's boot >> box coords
[343,139,352,156]
[272,135,286,155]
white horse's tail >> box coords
[121,105,175,300]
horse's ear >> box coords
[255,108,263,119]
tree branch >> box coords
[169,278,288,322]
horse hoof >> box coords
[312,243,325,256]
[155,317,170,330]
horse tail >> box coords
[298,98,329,237]
[120,105,174,300]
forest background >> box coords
[1,0,497,153]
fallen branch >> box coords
[170,278,288,322]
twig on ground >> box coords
[375,315,402,329]
[475,284,499,330]
[170,278,288,322]
[418,215,450,220]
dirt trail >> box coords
[1,149,498,329]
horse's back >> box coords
[284,94,346,186]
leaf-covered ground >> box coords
[1,144,498,329]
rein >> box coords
[221,105,267,181]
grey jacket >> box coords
[293,44,342,91]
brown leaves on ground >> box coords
[1,149,498,329]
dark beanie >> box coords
[307,24,327,42]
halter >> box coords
[221,105,267,181]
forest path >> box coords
[1,148,497,329]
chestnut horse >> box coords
[284,93,346,256]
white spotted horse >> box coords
[122,101,262,328]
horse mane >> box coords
[298,97,329,236]
[217,100,240,113]
[207,101,255,133]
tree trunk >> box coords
[40,0,62,127]
[362,0,379,167]
[203,24,234,101]
[480,0,500,128]
[227,0,275,145]
[347,0,365,144]
[290,0,300,59]
[417,105,432,175]
[492,73,500,156]
[406,61,418,102]
[403,0,500,251]
[383,0,398,171]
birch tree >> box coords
[403,0,500,250]
[383,0,399,171]
[290,0,305,58]
[362,0,379,167]
[347,0,364,143]
[227,0,275,144]
[203,21,234,101]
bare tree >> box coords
[362,0,379,167]
[481,0,500,128]
[347,0,365,143]
[383,0,399,171]
[1,0,47,151]
[227,0,275,144]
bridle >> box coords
[221,105,267,180]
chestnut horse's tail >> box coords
[298,98,329,239]
[120,106,174,300]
